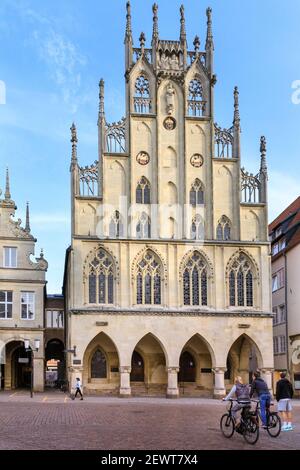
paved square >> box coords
[0,392,299,450]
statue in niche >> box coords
[159,52,170,70]
[170,53,179,70]
[166,82,175,115]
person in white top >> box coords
[74,377,83,400]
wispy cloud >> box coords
[3,0,88,113]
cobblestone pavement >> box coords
[0,392,299,450]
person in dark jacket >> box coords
[250,370,271,428]
[276,372,294,431]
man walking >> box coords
[276,372,294,431]
[74,377,83,400]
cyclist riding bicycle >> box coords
[223,376,251,428]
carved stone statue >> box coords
[166,82,175,115]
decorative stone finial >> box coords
[180,5,186,43]
[125,1,132,42]
[25,201,31,233]
[152,3,159,42]
[70,123,78,163]
[139,32,146,51]
[260,136,267,175]
[233,86,240,128]
[5,167,11,200]
[99,79,105,119]
[193,36,200,53]
[206,7,214,50]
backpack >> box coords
[236,383,250,402]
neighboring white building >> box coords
[0,169,48,391]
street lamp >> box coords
[24,339,40,398]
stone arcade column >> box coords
[261,368,274,396]
[166,367,179,399]
[119,366,131,397]
[33,356,44,392]
[213,367,226,398]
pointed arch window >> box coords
[216,215,231,241]
[134,75,151,113]
[136,251,162,305]
[88,249,115,305]
[187,78,206,117]
[136,177,151,204]
[182,251,208,306]
[136,212,151,238]
[91,349,107,378]
[191,214,204,240]
[109,211,123,238]
[228,253,255,307]
[190,179,204,207]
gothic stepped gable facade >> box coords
[64,3,273,397]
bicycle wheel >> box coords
[243,419,259,445]
[220,413,235,438]
[267,413,281,438]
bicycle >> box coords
[251,399,281,438]
[220,399,259,445]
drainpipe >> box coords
[284,252,289,375]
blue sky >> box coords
[0,0,299,293]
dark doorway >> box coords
[45,339,65,387]
[179,351,196,382]
[225,357,232,380]
[12,346,31,389]
[91,349,107,378]
[130,351,144,382]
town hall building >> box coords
[64,3,273,397]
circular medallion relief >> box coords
[190,154,204,168]
[136,151,150,166]
[163,116,176,131]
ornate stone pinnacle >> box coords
[193,35,200,53]
[40,248,44,259]
[152,3,159,41]
[125,1,132,41]
[25,201,31,233]
[180,4,186,42]
[5,167,11,200]
[206,6,214,50]
[99,79,105,118]
[139,32,146,50]
[233,86,240,128]
[70,123,78,163]
[260,136,267,175]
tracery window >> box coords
[134,75,151,113]
[109,211,123,238]
[190,179,204,207]
[190,214,204,240]
[187,78,205,117]
[136,251,162,305]
[136,212,151,239]
[228,253,254,307]
[88,249,114,304]
[136,177,151,204]
[91,349,107,378]
[183,251,208,306]
[216,215,231,241]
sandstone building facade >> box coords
[64,3,273,397]
[0,170,47,391]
